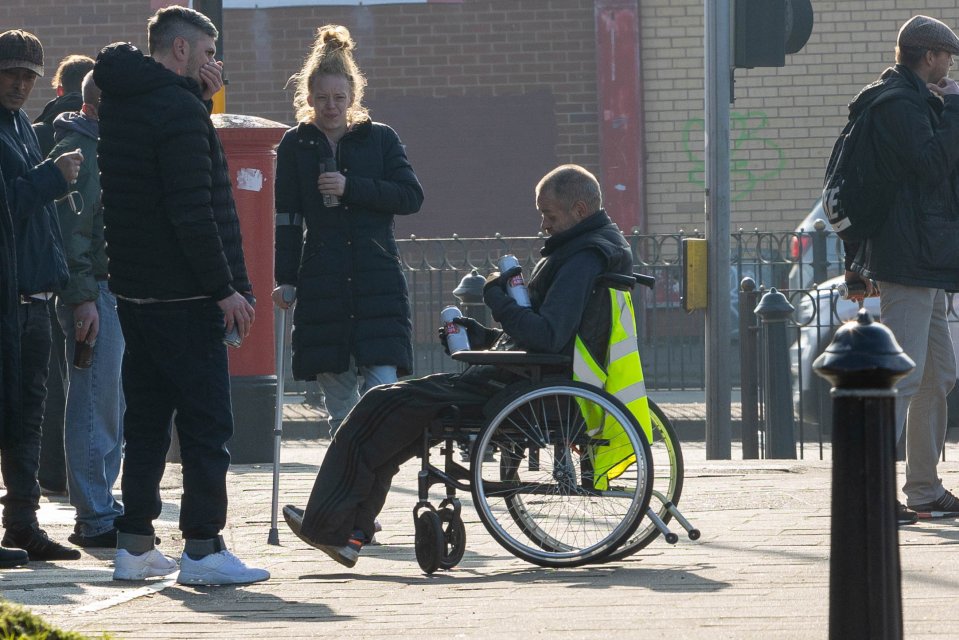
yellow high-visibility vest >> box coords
[572,287,650,490]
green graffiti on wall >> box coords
[682,111,785,200]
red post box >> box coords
[214,114,287,463]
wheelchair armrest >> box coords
[594,272,656,291]
[451,350,572,367]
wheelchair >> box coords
[411,273,699,574]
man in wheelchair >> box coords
[283,164,634,568]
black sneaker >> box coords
[69,528,117,548]
[896,501,918,526]
[2,526,81,561]
[0,546,28,568]
[282,504,362,568]
[909,489,959,519]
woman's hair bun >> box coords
[319,25,354,52]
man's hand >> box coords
[217,291,255,338]
[55,149,83,185]
[317,171,346,197]
[271,285,296,309]
[438,316,498,355]
[483,271,503,292]
[73,300,99,344]
[452,316,500,350]
[199,60,224,102]
[928,77,959,97]
[843,270,875,303]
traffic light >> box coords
[734,0,813,69]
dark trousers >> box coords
[302,372,491,545]
[38,297,66,493]
[115,299,233,540]
[1,300,51,530]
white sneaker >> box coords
[176,550,269,586]
[113,548,178,581]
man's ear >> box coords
[573,200,590,220]
[56,86,64,97]
[173,35,190,64]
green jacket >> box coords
[49,112,106,304]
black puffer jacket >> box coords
[849,64,959,289]
[94,43,251,301]
[274,120,423,378]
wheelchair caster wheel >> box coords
[688,529,701,541]
[415,510,444,574]
[664,532,679,545]
[438,507,467,570]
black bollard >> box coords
[754,287,796,458]
[739,277,760,459]
[814,309,914,640]
[453,269,491,326]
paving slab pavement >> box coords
[2,409,959,639]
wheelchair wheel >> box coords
[470,381,652,568]
[438,507,467,570]
[414,510,444,574]
[602,399,684,561]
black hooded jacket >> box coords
[848,64,959,288]
[93,42,251,302]
[33,92,83,158]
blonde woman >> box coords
[273,25,424,436]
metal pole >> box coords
[704,0,732,459]
[739,277,760,459]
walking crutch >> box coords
[268,302,289,545]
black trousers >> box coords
[0,300,51,529]
[115,299,233,540]
[300,371,495,546]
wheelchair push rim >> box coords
[469,382,653,567]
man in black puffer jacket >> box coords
[282,165,634,569]
[844,15,959,521]
[94,6,267,586]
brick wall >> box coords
[4,0,955,234]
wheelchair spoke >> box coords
[470,383,652,567]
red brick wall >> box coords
[7,0,604,237]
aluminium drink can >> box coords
[441,305,470,353]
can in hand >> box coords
[837,279,878,300]
[73,339,95,369]
[223,325,242,348]
[319,159,340,208]
[497,254,531,307]
[441,305,470,353]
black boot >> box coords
[0,546,28,568]
[2,525,81,561]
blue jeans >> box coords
[1,300,50,530]
[56,282,124,537]
[115,299,233,541]
[316,359,398,436]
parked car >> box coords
[791,275,959,435]
[786,198,845,292]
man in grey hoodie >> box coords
[49,71,125,549]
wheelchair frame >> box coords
[412,349,698,574]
